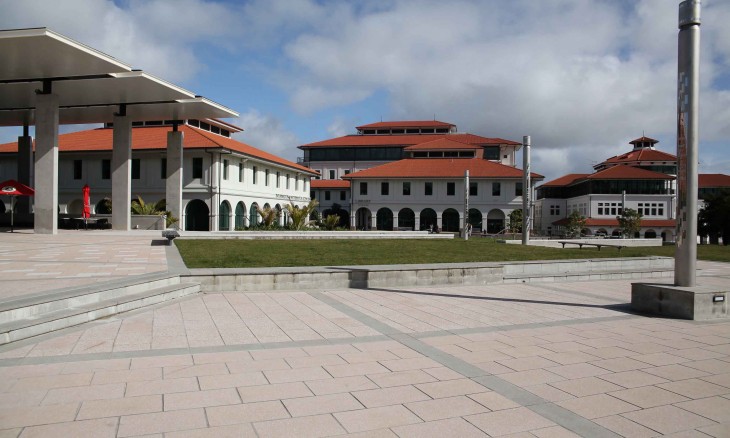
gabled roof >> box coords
[552,218,676,227]
[403,138,481,151]
[300,133,520,148]
[629,136,659,146]
[356,120,455,130]
[341,158,543,179]
[699,173,730,188]
[311,179,351,189]
[540,174,590,187]
[0,125,317,175]
[602,148,677,165]
[587,165,674,180]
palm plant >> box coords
[130,196,178,228]
[322,214,341,230]
[256,205,280,228]
[284,199,318,230]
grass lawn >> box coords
[174,238,730,269]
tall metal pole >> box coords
[675,0,700,287]
[464,170,469,241]
[522,136,531,245]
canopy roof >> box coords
[0,27,237,126]
[0,179,35,196]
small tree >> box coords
[564,210,586,238]
[508,209,523,233]
[322,214,341,230]
[255,205,280,228]
[618,208,642,238]
[284,200,319,230]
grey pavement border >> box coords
[309,291,622,438]
[165,241,190,275]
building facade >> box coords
[0,119,317,231]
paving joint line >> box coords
[310,290,621,438]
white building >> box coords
[0,119,318,231]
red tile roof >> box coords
[311,179,351,189]
[356,120,455,130]
[587,166,674,180]
[552,218,676,227]
[341,158,543,179]
[0,126,317,175]
[602,148,677,164]
[403,138,481,151]
[300,133,520,148]
[540,174,590,187]
[699,173,730,188]
[629,136,659,145]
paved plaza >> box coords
[0,232,729,437]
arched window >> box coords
[219,201,231,231]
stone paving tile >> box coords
[198,371,268,390]
[323,361,390,377]
[366,369,437,388]
[598,370,670,388]
[282,392,364,417]
[593,414,660,438]
[556,394,640,419]
[166,424,257,438]
[236,382,313,403]
[125,377,199,397]
[205,400,290,426]
[675,396,730,422]
[392,417,487,438]
[264,366,332,383]
[164,388,241,411]
[415,378,490,399]
[334,404,422,433]
[304,376,378,395]
[698,423,730,438]
[77,395,162,420]
[17,417,118,438]
[656,378,730,399]
[0,403,79,429]
[467,391,521,411]
[253,413,346,437]
[621,405,717,435]
[548,376,624,398]
[41,382,125,405]
[405,395,489,421]
[352,385,431,408]
[92,367,161,385]
[608,386,690,408]
[117,408,208,437]
[464,406,555,436]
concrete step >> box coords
[0,280,200,345]
[503,267,673,283]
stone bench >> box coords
[557,240,625,252]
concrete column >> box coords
[370,213,377,230]
[17,134,33,214]
[112,115,132,231]
[350,211,356,230]
[33,94,59,234]
[436,214,442,230]
[166,130,184,229]
[210,153,220,231]
[415,216,420,231]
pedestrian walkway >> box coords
[0,270,728,436]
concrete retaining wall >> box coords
[178,230,454,240]
[502,238,664,248]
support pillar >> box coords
[17,131,33,215]
[414,217,420,231]
[370,213,377,231]
[210,153,220,232]
[112,115,132,231]
[34,94,59,234]
[350,211,356,230]
[166,130,184,229]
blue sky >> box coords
[1,0,729,182]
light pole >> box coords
[522,136,531,245]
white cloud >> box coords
[232,109,300,162]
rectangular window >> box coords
[265,169,270,186]
[425,182,433,196]
[161,158,167,179]
[295,176,299,191]
[403,182,411,196]
[192,157,203,179]
[516,182,523,197]
[381,182,389,195]
[492,182,501,196]
[131,159,140,180]
[311,191,315,199]
[469,182,478,196]
[340,190,346,201]
[276,171,280,188]
[73,160,82,180]
[239,163,244,182]
[329,170,336,179]
[344,169,351,175]
[101,159,110,180]
[360,182,368,195]
[286,174,290,189]
[253,166,258,184]
[325,191,331,201]
[447,182,455,196]
[223,159,229,180]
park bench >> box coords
[557,240,625,252]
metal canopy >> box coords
[0,27,238,126]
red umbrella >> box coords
[0,179,35,233]
[82,184,91,220]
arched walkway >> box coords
[611,229,622,237]
[468,208,482,232]
[486,209,505,234]
[442,208,460,232]
[420,208,437,231]
[67,199,83,216]
[235,202,246,230]
[581,228,591,237]
[376,208,393,230]
[95,198,111,214]
[249,202,259,227]
[644,229,657,239]
[398,208,415,230]
[356,207,371,230]
[185,199,209,231]
[219,200,231,231]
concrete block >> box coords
[632,282,729,320]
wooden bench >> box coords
[557,240,625,252]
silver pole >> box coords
[522,136,531,245]
[464,170,469,241]
[675,0,700,287]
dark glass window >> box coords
[265,169,270,186]
[484,147,500,160]
[192,157,203,179]
[492,182,501,196]
[73,160,82,180]
[340,191,346,201]
[131,159,140,180]
[469,182,478,196]
[311,191,315,199]
[325,191,331,200]
[403,182,411,196]
[447,182,455,196]
[516,182,523,197]
[329,170,335,179]
[381,182,389,195]
[223,159,229,180]
[239,163,244,182]
[425,182,433,196]
[161,158,167,179]
[101,159,110,180]
[253,166,258,184]
[276,171,280,188]
[360,182,368,195]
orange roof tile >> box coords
[587,166,674,180]
[699,173,730,188]
[341,158,543,179]
[403,138,481,151]
[311,179,351,189]
[629,136,659,145]
[540,173,590,187]
[552,218,676,227]
[0,126,317,175]
[356,120,455,130]
[603,148,677,164]
[300,133,520,148]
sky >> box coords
[1,0,729,183]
